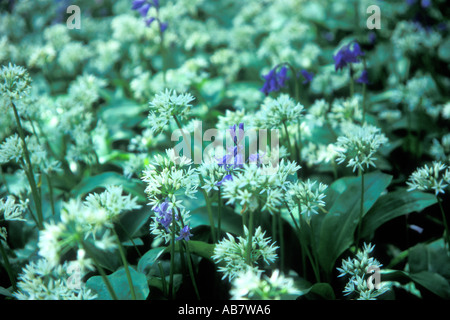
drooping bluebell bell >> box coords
[260,66,289,96]
[176,225,193,241]
[153,199,177,231]
[334,41,365,71]
[356,69,369,84]
[299,70,314,84]
[132,0,168,32]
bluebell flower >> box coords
[260,66,289,96]
[299,70,314,84]
[176,225,193,241]
[356,69,369,84]
[334,42,365,71]
[153,199,177,231]
[421,0,431,8]
[132,0,168,32]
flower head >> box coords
[132,0,168,32]
[407,161,450,196]
[335,123,388,172]
[299,69,314,84]
[0,63,32,100]
[356,69,369,84]
[286,179,328,222]
[260,65,289,96]
[334,42,365,71]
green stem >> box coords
[11,101,44,229]
[202,189,217,243]
[0,238,17,292]
[81,241,118,300]
[45,173,55,217]
[277,212,285,273]
[117,221,142,258]
[298,211,321,283]
[355,170,365,248]
[246,210,254,266]
[169,208,177,299]
[349,66,355,97]
[182,241,200,300]
[173,115,192,158]
[157,262,167,297]
[282,121,294,162]
[217,188,222,241]
[436,196,450,249]
[112,228,136,300]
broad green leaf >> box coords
[317,171,392,275]
[138,247,166,275]
[409,271,450,299]
[71,171,147,202]
[86,267,150,300]
[303,283,336,300]
[360,189,437,239]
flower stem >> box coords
[11,101,43,230]
[0,238,17,292]
[157,261,167,297]
[217,188,222,241]
[436,196,450,249]
[202,189,217,243]
[45,173,55,217]
[182,241,201,300]
[282,121,294,162]
[112,228,136,300]
[355,169,365,248]
[81,241,118,300]
[246,209,254,266]
[169,208,177,299]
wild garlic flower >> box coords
[230,269,301,300]
[148,89,195,134]
[407,161,450,196]
[149,199,193,244]
[337,243,390,300]
[0,63,32,101]
[221,160,300,213]
[0,195,28,221]
[258,94,304,129]
[430,134,450,162]
[212,226,279,281]
[83,185,142,220]
[335,123,388,173]
[286,179,328,222]
[0,133,47,169]
[13,258,97,300]
[141,148,198,209]
[329,96,363,127]
[197,158,230,193]
[37,186,138,269]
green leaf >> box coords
[360,189,437,239]
[86,267,150,300]
[185,240,215,262]
[71,172,147,202]
[303,283,336,300]
[137,247,166,275]
[409,271,450,299]
[317,171,392,275]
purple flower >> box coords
[356,69,369,84]
[421,0,431,8]
[176,225,193,241]
[334,41,365,71]
[132,0,168,32]
[260,66,289,96]
[368,32,377,45]
[153,199,176,231]
[299,69,314,84]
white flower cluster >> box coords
[0,63,32,101]
[257,94,304,129]
[0,133,49,171]
[335,123,388,172]
[337,243,390,300]
[407,161,450,196]
[197,159,230,194]
[286,179,328,222]
[230,269,301,300]
[212,226,279,281]
[13,258,97,300]
[148,89,195,134]
[38,186,141,269]
[0,195,28,222]
[221,160,301,214]
[141,149,198,208]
